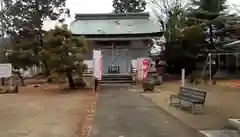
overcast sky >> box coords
[43,0,240,30]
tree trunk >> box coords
[17,71,25,86]
[36,1,49,77]
[1,78,4,86]
[66,70,75,89]
[42,60,50,77]
[209,24,215,49]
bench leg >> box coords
[197,104,205,113]
[170,97,181,106]
[191,104,204,114]
[169,97,173,105]
[191,104,195,114]
[170,97,177,105]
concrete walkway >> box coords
[91,85,205,137]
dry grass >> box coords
[139,81,240,130]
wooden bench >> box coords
[169,87,207,114]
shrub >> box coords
[46,75,57,83]
[187,71,201,84]
[0,87,5,92]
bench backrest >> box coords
[179,87,207,103]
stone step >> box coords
[100,80,133,84]
[200,130,240,137]
[101,77,132,81]
[100,74,133,84]
[229,119,240,131]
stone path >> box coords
[91,84,205,137]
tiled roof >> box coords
[70,12,162,35]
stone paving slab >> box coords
[200,130,240,137]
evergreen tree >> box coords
[0,0,70,77]
[188,0,227,24]
[191,0,227,14]
[4,35,39,86]
[188,0,227,47]
[43,25,88,89]
[112,0,146,13]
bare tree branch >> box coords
[147,0,190,24]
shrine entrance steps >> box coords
[100,73,133,84]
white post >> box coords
[208,53,212,84]
[181,68,185,87]
[92,50,96,92]
[92,57,95,92]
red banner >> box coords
[142,59,149,79]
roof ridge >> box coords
[75,12,150,20]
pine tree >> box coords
[5,35,39,86]
[0,0,70,77]
[112,0,146,13]
[43,25,88,89]
[190,0,227,20]
[188,0,227,46]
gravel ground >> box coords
[0,85,93,137]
